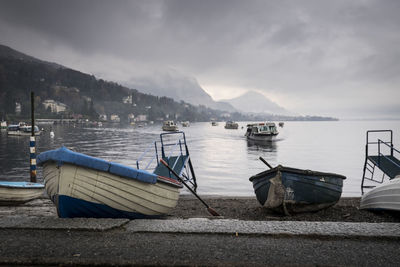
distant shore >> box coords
[2,195,399,223]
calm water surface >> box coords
[1,120,399,197]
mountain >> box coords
[0,44,232,122]
[222,91,291,115]
[126,72,236,112]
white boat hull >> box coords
[42,162,180,218]
[0,182,44,205]
[360,177,400,211]
[246,133,278,141]
[162,126,178,131]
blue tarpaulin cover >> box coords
[37,146,157,184]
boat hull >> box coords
[42,162,180,218]
[246,133,278,141]
[249,166,345,215]
[0,182,44,205]
[360,177,400,211]
[162,126,178,131]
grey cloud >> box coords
[0,0,399,118]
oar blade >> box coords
[207,207,220,217]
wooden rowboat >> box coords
[0,181,44,205]
[249,159,346,215]
[37,146,183,219]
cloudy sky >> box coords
[0,0,399,119]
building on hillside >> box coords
[42,100,67,113]
[135,115,147,122]
[99,114,107,121]
[123,95,133,104]
[110,114,120,123]
[128,113,135,123]
[15,102,21,114]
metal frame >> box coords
[136,131,197,190]
[361,130,400,194]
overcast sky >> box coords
[0,0,399,119]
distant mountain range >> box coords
[126,73,237,112]
[222,91,293,116]
[127,75,292,116]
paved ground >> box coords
[0,197,399,266]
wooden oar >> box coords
[160,159,220,216]
[259,156,273,169]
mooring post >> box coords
[30,91,37,183]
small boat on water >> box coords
[182,121,190,127]
[37,132,197,219]
[162,120,179,131]
[0,120,7,129]
[211,121,218,126]
[245,122,278,141]
[7,122,41,136]
[360,176,400,211]
[278,122,284,128]
[224,121,239,129]
[249,158,346,215]
[0,181,44,205]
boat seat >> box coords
[368,155,400,179]
[153,155,189,178]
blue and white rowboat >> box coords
[37,147,183,219]
[0,181,44,205]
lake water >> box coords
[1,120,399,197]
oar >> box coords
[259,156,273,169]
[160,159,220,216]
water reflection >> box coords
[246,139,279,152]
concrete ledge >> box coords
[0,216,129,231]
[127,218,400,238]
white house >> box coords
[110,114,120,123]
[42,100,67,113]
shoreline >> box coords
[1,196,399,223]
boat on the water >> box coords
[37,132,197,219]
[162,120,178,131]
[182,121,190,127]
[7,122,40,136]
[0,120,7,129]
[245,122,278,141]
[224,121,239,129]
[0,181,44,205]
[278,122,284,128]
[249,158,346,215]
[360,176,400,211]
[211,121,218,126]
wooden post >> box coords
[30,92,37,182]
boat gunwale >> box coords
[249,165,346,182]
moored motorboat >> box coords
[182,121,190,127]
[0,181,44,205]
[224,121,239,129]
[245,122,278,141]
[249,159,346,215]
[0,120,7,129]
[162,120,178,131]
[360,176,400,211]
[7,122,41,136]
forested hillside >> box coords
[0,44,233,122]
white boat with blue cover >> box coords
[37,132,196,219]
[0,181,44,205]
